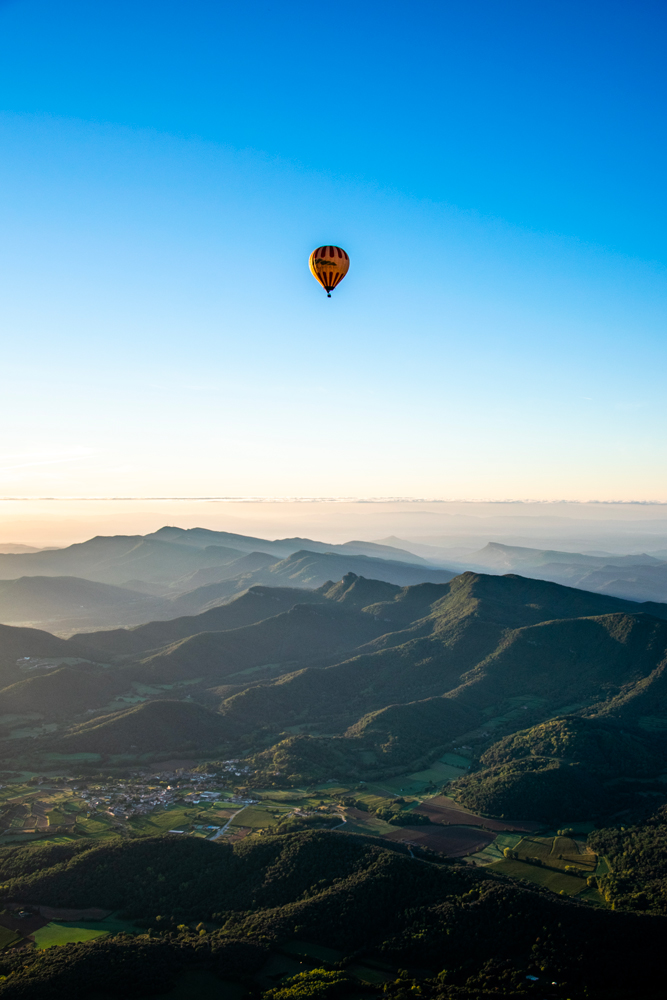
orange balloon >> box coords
[309,245,349,297]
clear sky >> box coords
[1,0,666,502]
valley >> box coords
[0,526,667,998]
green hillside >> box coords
[0,575,174,634]
[592,659,667,722]
[0,622,97,691]
[175,550,280,591]
[345,696,477,767]
[316,572,403,607]
[480,716,666,774]
[449,716,667,821]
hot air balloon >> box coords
[309,245,349,297]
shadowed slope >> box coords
[133,600,389,684]
[69,585,327,656]
[218,573,667,739]
[49,699,230,754]
[0,666,126,719]
[448,612,667,710]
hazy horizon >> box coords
[4,498,667,550]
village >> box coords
[0,761,258,840]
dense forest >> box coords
[589,804,667,914]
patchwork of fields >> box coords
[0,750,607,964]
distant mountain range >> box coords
[165,548,455,616]
[437,540,667,604]
[0,528,454,633]
[5,528,666,636]
[0,543,43,554]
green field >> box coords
[367,760,463,797]
[33,922,111,949]
[255,788,308,802]
[577,885,605,906]
[352,790,393,810]
[282,940,344,963]
[74,815,117,837]
[129,805,198,835]
[440,753,472,768]
[34,914,137,950]
[370,775,432,796]
[489,859,586,895]
[411,760,466,783]
[513,835,596,872]
[467,840,504,865]
[46,809,68,825]
[341,813,395,836]
[0,926,20,950]
[156,971,245,999]
[230,805,287,829]
[0,831,47,845]
[347,962,396,985]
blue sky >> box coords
[1,0,666,501]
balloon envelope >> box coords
[309,246,349,296]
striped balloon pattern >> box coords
[309,246,350,297]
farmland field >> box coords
[414,795,541,832]
[488,859,586,895]
[514,835,596,872]
[153,970,245,999]
[0,926,20,950]
[382,823,496,856]
[369,774,437,797]
[33,921,111,949]
[33,913,137,950]
[129,805,197,835]
[75,814,117,837]
[282,940,344,963]
[347,962,395,984]
[229,805,287,829]
[341,810,395,836]
[440,753,472,768]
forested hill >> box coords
[1,830,666,999]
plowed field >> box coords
[414,796,540,832]
[382,824,496,856]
